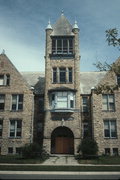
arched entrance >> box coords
[51,126,74,154]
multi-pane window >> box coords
[0,120,3,137]
[51,91,75,109]
[11,94,23,111]
[117,75,120,85]
[8,147,13,154]
[57,92,68,108]
[0,94,5,110]
[53,68,57,83]
[83,122,89,138]
[0,74,10,86]
[113,148,118,156]
[9,119,22,138]
[16,147,22,154]
[105,148,110,155]
[104,119,117,138]
[68,68,72,83]
[82,96,89,112]
[52,38,73,55]
[102,94,115,111]
[59,68,66,83]
[52,67,73,84]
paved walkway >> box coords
[42,155,79,165]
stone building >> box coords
[0,54,34,155]
[0,13,120,156]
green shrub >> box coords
[78,138,98,158]
[21,143,49,159]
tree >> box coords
[93,28,120,71]
[106,28,120,50]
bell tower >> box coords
[43,13,81,155]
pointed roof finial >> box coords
[61,10,64,16]
[2,49,5,55]
[73,20,79,29]
[46,19,52,30]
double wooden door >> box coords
[55,137,74,154]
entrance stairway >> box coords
[42,155,79,165]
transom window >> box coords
[9,119,22,138]
[102,94,115,111]
[104,119,117,138]
[11,94,23,111]
[0,74,10,86]
[51,91,75,109]
[52,38,73,55]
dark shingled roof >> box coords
[51,14,74,36]
[21,71,106,95]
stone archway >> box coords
[51,126,74,154]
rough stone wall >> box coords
[43,26,81,154]
[0,54,34,155]
[92,61,120,155]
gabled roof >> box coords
[21,71,106,95]
[51,14,74,36]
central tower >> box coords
[43,13,81,154]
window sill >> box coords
[102,110,115,112]
[52,82,73,84]
[104,137,117,139]
[10,110,23,112]
[50,54,75,59]
[50,108,75,113]
[9,137,22,139]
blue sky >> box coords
[0,0,119,72]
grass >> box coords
[0,165,120,171]
[0,155,120,165]
[77,156,120,165]
[0,155,46,164]
[0,155,120,171]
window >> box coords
[102,94,115,111]
[9,119,22,138]
[8,147,13,154]
[53,68,57,83]
[68,68,72,83]
[11,94,23,111]
[0,120,3,137]
[82,96,88,112]
[105,148,110,155]
[104,119,117,138]
[117,75,120,85]
[57,92,67,108]
[0,94,5,110]
[52,67,73,84]
[113,148,118,156]
[39,97,44,112]
[16,147,22,154]
[0,74,10,86]
[83,122,89,138]
[51,91,75,109]
[59,68,66,83]
[52,38,73,55]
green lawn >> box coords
[77,156,120,165]
[0,155,120,165]
[0,165,120,171]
